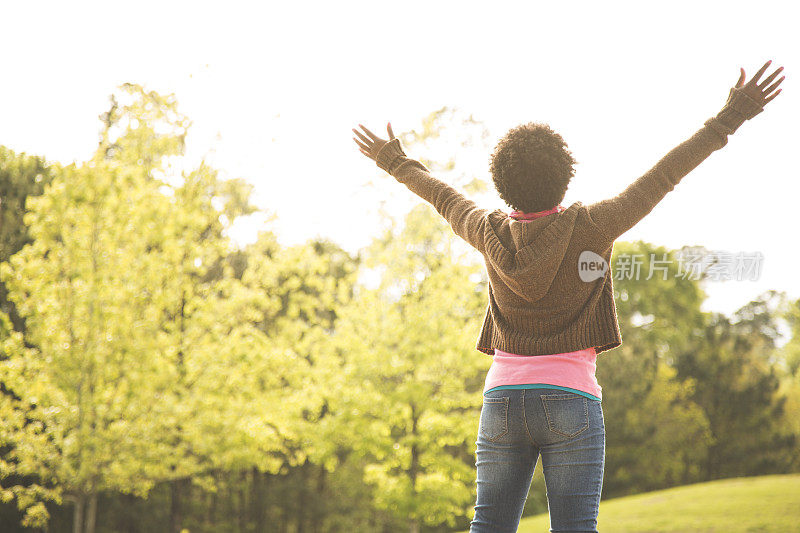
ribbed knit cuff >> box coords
[709,87,765,135]
[375,138,408,174]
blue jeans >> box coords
[470,388,605,533]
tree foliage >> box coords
[0,88,798,532]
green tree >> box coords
[776,297,800,472]
[0,146,57,529]
[326,107,497,532]
[598,241,713,496]
[217,232,360,532]
[777,297,800,376]
[0,158,178,531]
[0,82,261,533]
[94,84,266,533]
[331,203,488,532]
[674,292,797,480]
[0,146,54,333]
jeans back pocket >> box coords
[541,393,589,438]
[479,396,509,442]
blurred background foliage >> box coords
[1,85,798,533]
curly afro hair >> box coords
[489,122,577,213]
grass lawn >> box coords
[470,473,800,532]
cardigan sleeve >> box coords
[585,87,765,246]
[375,139,489,254]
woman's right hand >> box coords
[735,60,785,106]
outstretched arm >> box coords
[586,60,784,246]
[353,123,490,254]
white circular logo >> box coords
[578,251,608,282]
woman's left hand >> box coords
[353,122,395,162]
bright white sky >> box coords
[1,0,798,320]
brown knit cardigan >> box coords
[374,87,765,356]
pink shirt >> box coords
[483,347,602,400]
[482,204,602,401]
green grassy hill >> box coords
[469,473,800,532]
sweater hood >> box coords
[484,202,582,303]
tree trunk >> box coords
[123,493,138,533]
[170,479,185,533]
[252,467,265,533]
[311,465,326,533]
[203,489,215,531]
[296,461,308,533]
[85,493,98,533]
[276,473,289,533]
[210,485,218,529]
[409,404,420,533]
[73,493,85,533]
[239,470,248,533]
